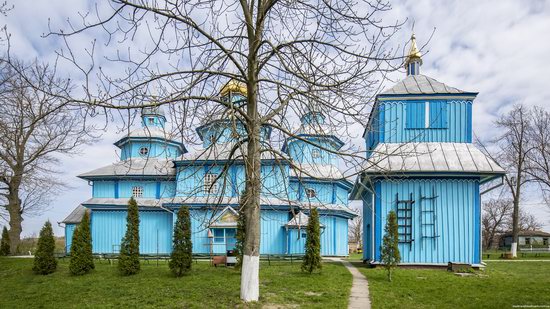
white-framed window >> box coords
[306,188,316,199]
[139,146,149,156]
[311,148,321,159]
[148,117,155,125]
[204,173,219,194]
[132,186,143,198]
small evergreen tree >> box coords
[381,210,400,282]
[169,207,193,277]
[33,221,57,275]
[1,226,10,256]
[118,197,140,276]
[69,211,95,275]
[302,208,322,274]
[235,208,246,269]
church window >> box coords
[312,149,321,159]
[204,173,219,194]
[306,188,316,199]
[139,147,149,156]
[148,117,155,125]
[132,186,143,198]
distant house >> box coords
[500,231,550,248]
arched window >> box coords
[139,147,149,156]
[306,188,316,199]
[311,148,321,159]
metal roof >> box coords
[364,142,505,175]
[290,163,344,180]
[78,158,175,179]
[379,75,468,96]
[175,142,282,162]
[61,205,87,224]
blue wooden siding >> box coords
[287,138,338,165]
[65,224,77,254]
[120,141,181,160]
[371,179,479,264]
[288,228,307,254]
[92,181,115,198]
[366,100,473,148]
[119,181,157,198]
[362,192,373,261]
[141,115,165,128]
[91,210,172,254]
[260,211,288,254]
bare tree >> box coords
[482,198,513,250]
[526,106,550,206]
[0,59,91,253]
[507,208,543,232]
[46,0,402,300]
[479,105,535,257]
[348,208,362,252]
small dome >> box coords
[220,80,247,97]
[141,105,165,117]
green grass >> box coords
[483,249,550,259]
[0,258,351,308]
[356,261,550,308]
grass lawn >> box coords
[356,261,550,308]
[483,249,550,260]
[0,258,351,308]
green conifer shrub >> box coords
[33,221,57,275]
[235,208,246,269]
[69,211,95,275]
[118,197,140,276]
[381,210,401,282]
[169,206,193,277]
[0,226,10,256]
[302,208,322,274]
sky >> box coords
[2,0,550,237]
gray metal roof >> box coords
[364,142,505,175]
[286,211,310,228]
[78,158,175,179]
[142,106,166,117]
[290,163,344,180]
[61,205,87,224]
[380,75,467,95]
[124,126,173,139]
[176,142,281,162]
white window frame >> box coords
[425,101,430,128]
[306,188,316,199]
[139,146,149,156]
[311,148,321,159]
[204,173,219,194]
[132,186,143,198]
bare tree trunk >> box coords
[511,189,521,257]
[7,193,22,254]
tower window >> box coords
[139,147,149,156]
[311,149,321,159]
[204,173,219,194]
[148,118,155,125]
[306,188,316,199]
[132,186,143,198]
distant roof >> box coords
[142,106,166,117]
[502,230,550,237]
[78,158,175,179]
[290,163,344,180]
[61,205,87,224]
[175,142,282,162]
[363,142,505,177]
[379,74,472,96]
[113,127,187,152]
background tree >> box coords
[69,211,94,276]
[169,206,192,277]
[32,221,57,275]
[482,199,513,250]
[349,208,363,252]
[301,208,321,274]
[0,59,91,253]
[0,226,10,255]
[118,197,140,276]
[480,105,534,257]
[381,210,400,282]
[526,106,550,206]
[50,0,401,301]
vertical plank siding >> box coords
[65,224,77,254]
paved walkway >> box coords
[327,258,372,309]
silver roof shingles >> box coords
[61,205,87,224]
[78,158,175,178]
[380,75,467,95]
[364,142,505,175]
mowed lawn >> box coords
[0,258,351,308]
[355,261,550,308]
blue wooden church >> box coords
[62,82,355,256]
[350,35,505,267]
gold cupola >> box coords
[220,79,247,97]
[405,34,422,76]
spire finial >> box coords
[405,33,422,76]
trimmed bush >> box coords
[33,221,57,275]
[381,210,400,282]
[235,208,246,269]
[302,208,322,274]
[69,211,94,275]
[0,226,10,256]
[118,197,140,276]
[169,207,193,277]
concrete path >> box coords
[327,258,372,309]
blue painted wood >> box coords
[65,224,77,254]
[92,181,115,198]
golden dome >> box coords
[406,33,422,64]
[220,79,247,97]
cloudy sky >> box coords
[2,0,550,236]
